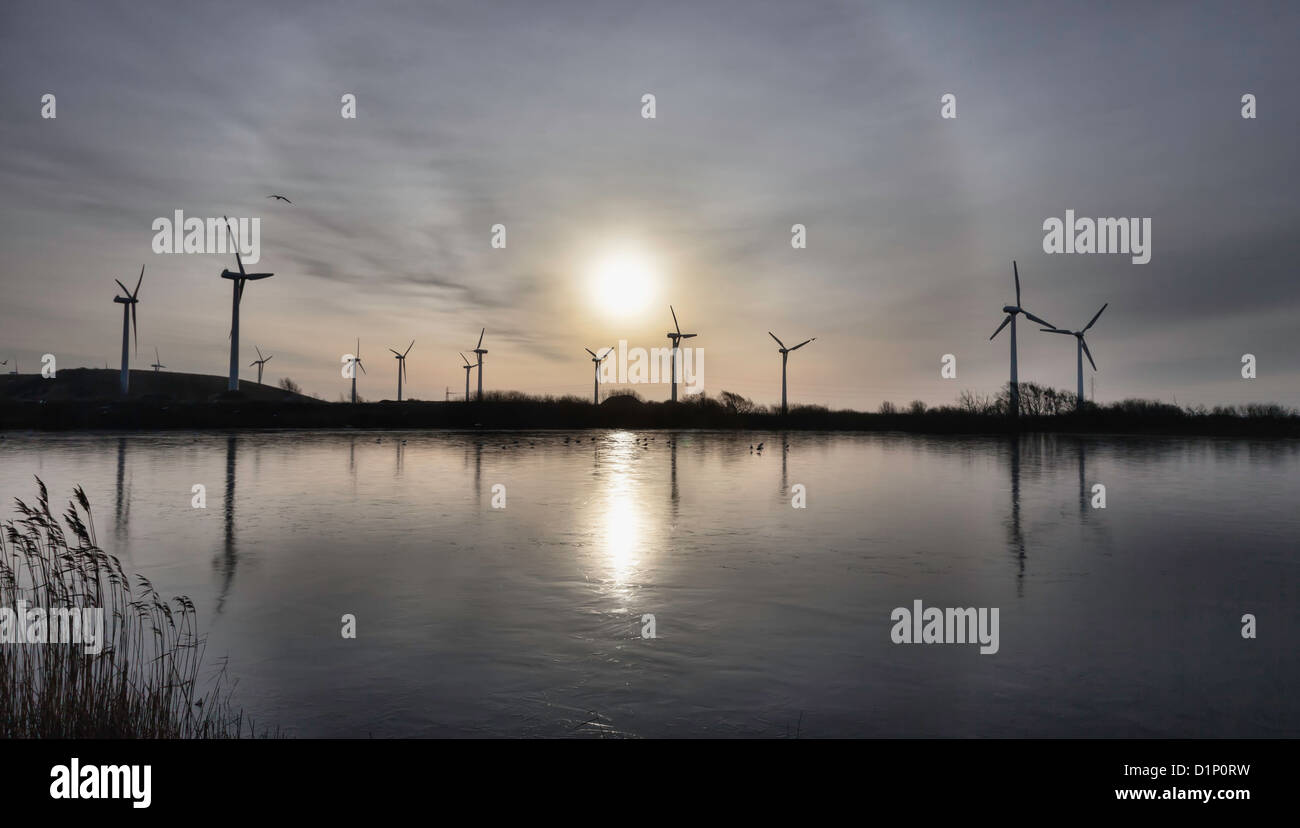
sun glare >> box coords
[591,248,655,316]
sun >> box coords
[591,247,655,316]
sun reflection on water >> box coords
[597,431,645,587]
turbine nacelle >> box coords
[769,332,814,354]
[667,306,697,343]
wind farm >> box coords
[1,247,1296,434]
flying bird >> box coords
[266,194,292,204]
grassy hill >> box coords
[0,368,318,403]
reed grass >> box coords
[1,477,252,738]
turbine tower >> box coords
[666,306,697,402]
[989,261,1054,417]
[585,346,614,405]
[472,328,487,401]
[460,353,473,402]
[219,216,274,391]
[112,266,143,396]
[151,346,166,373]
[1042,303,1107,411]
[768,331,815,416]
[249,345,273,385]
[349,338,366,403]
[389,340,414,401]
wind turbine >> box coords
[112,266,143,395]
[460,353,473,402]
[768,331,815,415]
[1041,303,1107,411]
[989,261,1054,417]
[389,340,414,401]
[585,346,614,405]
[348,338,366,403]
[666,306,697,402]
[219,216,274,391]
[249,345,273,385]
[151,347,166,373]
[471,328,487,401]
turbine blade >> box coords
[389,349,402,357]
[250,360,259,367]
[768,331,785,348]
[358,361,366,375]
[264,355,272,363]
[477,328,484,349]
[790,338,814,351]
[255,345,264,361]
[990,315,1012,340]
[404,340,414,356]
[1022,310,1053,329]
[115,279,131,297]
[1041,328,1072,334]
[1013,260,1020,305]
[224,216,246,276]
[1084,302,1108,331]
[131,303,138,352]
[461,353,471,365]
[671,306,680,335]
[1081,338,1097,371]
[133,264,144,297]
[585,348,597,358]
[601,347,615,360]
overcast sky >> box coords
[1,0,1297,407]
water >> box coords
[1,430,1296,738]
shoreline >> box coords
[3,398,1298,437]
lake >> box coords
[1,430,1295,737]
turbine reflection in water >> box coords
[215,434,238,614]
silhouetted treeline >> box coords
[3,382,1298,435]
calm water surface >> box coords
[2,430,1296,737]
